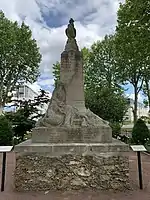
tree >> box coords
[0,115,13,145]
[115,0,150,123]
[143,80,150,113]
[132,118,150,145]
[0,11,41,113]
[85,35,120,91]
[52,61,60,87]
[5,90,50,143]
[85,87,128,123]
[83,36,128,124]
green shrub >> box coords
[110,122,131,143]
[145,140,150,152]
[110,122,121,138]
[0,115,13,146]
[132,118,150,145]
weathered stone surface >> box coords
[32,126,112,143]
[14,154,130,191]
[14,140,129,155]
[60,50,85,112]
[36,83,110,129]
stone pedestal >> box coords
[31,126,112,143]
[14,139,129,191]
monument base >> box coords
[14,139,130,191]
[32,126,112,143]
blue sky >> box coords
[0,0,144,102]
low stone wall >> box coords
[15,153,129,191]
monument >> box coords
[14,18,129,191]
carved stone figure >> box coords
[64,18,78,51]
[36,82,108,128]
[65,18,76,39]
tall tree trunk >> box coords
[145,80,150,114]
[0,95,3,115]
[133,85,138,124]
[148,99,150,116]
[0,103,4,115]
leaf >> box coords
[0,11,41,107]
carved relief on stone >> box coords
[36,82,108,128]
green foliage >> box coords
[145,140,150,153]
[84,35,128,123]
[0,115,13,146]
[5,90,50,143]
[110,121,131,144]
[141,116,150,124]
[115,0,150,123]
[0,11,41,108]
[6,109,35,143]
[53,61,60,86]
[143,99,149,108]
[143,81,150,113]
[85,87,128,123]
[116,0,150,65]
[132,118,150,145]
[109,122,121,138]
[85,35,120,90]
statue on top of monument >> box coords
[65,18,76,39]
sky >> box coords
[0,0,144,102]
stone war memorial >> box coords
[14,18,130,191]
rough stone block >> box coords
[14,140,129,191]
[14,153,130,191]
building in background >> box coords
[124,98,149,123]
[4,83,49,115]
[13,84,38,100]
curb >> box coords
[142,151,150,156]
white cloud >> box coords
[15,0,42,21]
[0,0,123,93]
